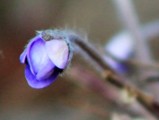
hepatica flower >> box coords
[20,30,72,89]
[104,32,134,74]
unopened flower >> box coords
[20,30,71,89]
[104,32,134,74]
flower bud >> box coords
[104,32,134,74]
[20,30,71,89]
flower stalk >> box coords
[69,33,159,118]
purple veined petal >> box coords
[25,65,60,89]
[27,37,49,75]
[19,35,42,64]
[45,40,69,69]
[36,60,55,80]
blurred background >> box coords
[0,0,159,119]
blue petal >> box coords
[104,56,128,74]
[20,35,41,64]
[36,61,55,80]
[45,40,69,69]
[105,32,133,60]
[25,64,60,89]
[20,48,27,64]
[104,32,134,74]
[27,37,50,75]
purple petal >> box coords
[25,65,60,89]
[104,56,128,74]
[105,32,133,60]
[20,35,42,63]
[45,40,69,69]
[27,37,50,75]
[20,49,27,63]
[36,61,55,80]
